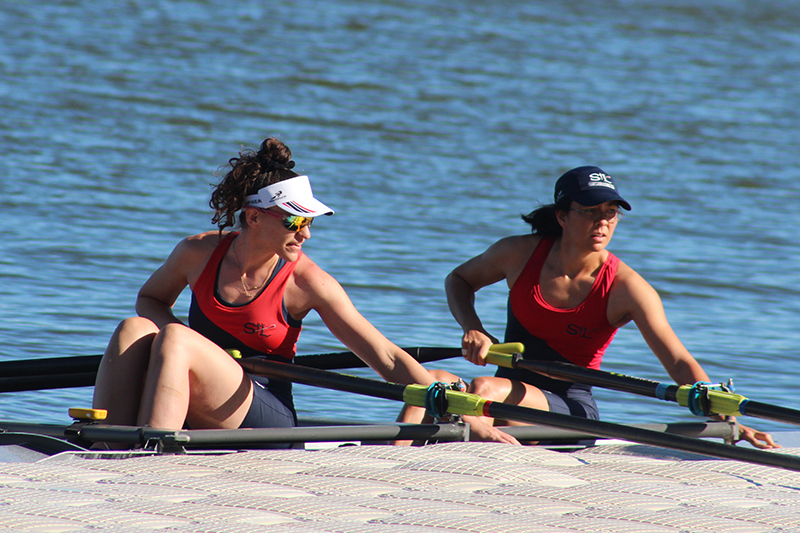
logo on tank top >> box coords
[566,324,598,339]
[244,322,277,337]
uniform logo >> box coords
[566,324,597,339]
[270,190,286,202]
[244,322,277,337]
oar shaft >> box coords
[740,401,800,426]
[239,358,407,402]
[0,346,464,391]
[492,352,800,429]
[0,373,97,394]
[0,355,102,378]
[482,400,800,472]
[241,357,800,473]
[486,352,680,402]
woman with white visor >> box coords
[93,137,518,447]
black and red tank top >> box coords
[506,237,619,370]
[188,232,302,360]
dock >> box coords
[2,439,800,532]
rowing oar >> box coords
[237,356,800,473]
[483,347,800,427]
[0,347,463,393]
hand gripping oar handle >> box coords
[238,357,800,472]
[485,347,800,427]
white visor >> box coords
[242,175,334,217]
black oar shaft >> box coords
[0,355,102,378]
[239,358,407,402]
[741,401,800,426]
[512,357,679,402]
[509,355,800,428]
[294,347,461,370]
[0,347,463,393]
[483,401,800,471]
[242,358,800,473]
[0,373,98,393]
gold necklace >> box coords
[232,240,269,297]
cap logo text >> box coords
[588,172,615,190]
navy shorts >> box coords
[541,388,599,420]
[239,377,298,449]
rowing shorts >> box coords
[541,388,599,420]
[239,377,298,449]
[540,388,599,446]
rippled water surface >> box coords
[2,1,800,437]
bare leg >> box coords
[93,317,157,426]
[396,372,547,444]
[137,323,254,430]
[468,376,549,426]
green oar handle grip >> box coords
[483,343,524,368]
[403,384,489,417]
[488,342,525,354]
[484,351,515,368]
[675,385,749,417]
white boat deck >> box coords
[1,439,800,532]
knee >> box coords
[152,323,189,356]
[113,316,158,346]
[468,376,506,401]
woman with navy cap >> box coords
[93,137,518,446]
[400,166,777,449]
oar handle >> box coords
[403,384,489,417]
[483,343,524,368]
[675,385,749,417]
[489,342,525,354]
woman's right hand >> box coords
[467,416,520,445]
[461,330,499,367]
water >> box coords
[2,1,800,438]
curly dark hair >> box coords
[520,196,572,237]
[209,137,299,231]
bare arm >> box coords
[611,265,708,385]
[292,260,434,386]
[135,233,218,328]
[611,263,779,449]
[446,236,536,365]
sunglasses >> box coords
[259,209,314,231]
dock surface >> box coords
[2,441,800,532]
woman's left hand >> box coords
[736,420,781,449]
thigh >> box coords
[153,324,255,429]
[469,376,550,411]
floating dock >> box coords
[1,439,800,532]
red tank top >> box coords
[509,238,618,369]
[189,232,301,360]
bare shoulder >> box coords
[610,258,661,306]
[451,234,540,290]
[470,234,540,266]
[182,231,229,251]
[290,253,337,293]
[164,231,230,281]
[171,231,227,260]
[285,253,348,318]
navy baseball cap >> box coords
[554,166,631,210]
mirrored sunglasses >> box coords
[259,209,314,231]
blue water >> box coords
[2,1,800,439]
